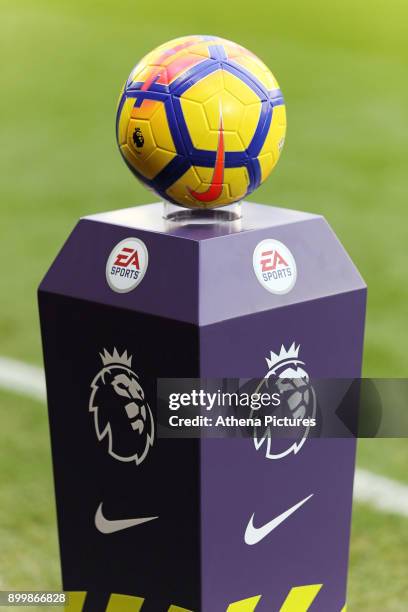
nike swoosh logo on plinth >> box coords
[244,494,314,545]
[95,502,158,534]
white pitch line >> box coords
[0,356,408,517]
[353,467,408,517]
[0,356,46,402]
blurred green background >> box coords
[0,0,407,609]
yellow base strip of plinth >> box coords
[64,592,87,611]
[168,606,194,611]
[227,595,262,611]
[106,593,145,611]
[279,584,323,611]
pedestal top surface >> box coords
[85,202,318,241]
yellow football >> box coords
[116,35,286,209]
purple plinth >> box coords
[39,202,366,611]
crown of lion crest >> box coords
[265,342,303,372]
[99,348,133,368]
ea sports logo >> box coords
[253,239,297,295]
[106,237,148,293]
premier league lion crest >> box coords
[89,348,154,465]
[252,343,317,460]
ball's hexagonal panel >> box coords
[150,103,177,152]
[258,105,287,181]
[204,90,242,130]
[239,102,262,150]
[117,97,136,146]
[165,165,204,208]
[127,63,153,86]
[166,164,249,208]
[180,70,224,104]
[195,165,249,200]
[187,43,212,58]
[203,90,245,151]
[159,53,207,86]
[120,99,176,180]
[126,118,154,160]
[227,52,279,92]
[222,70,260,106]
[128,37,211,89]
[181,70,261,153]
[178,99,214,151]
